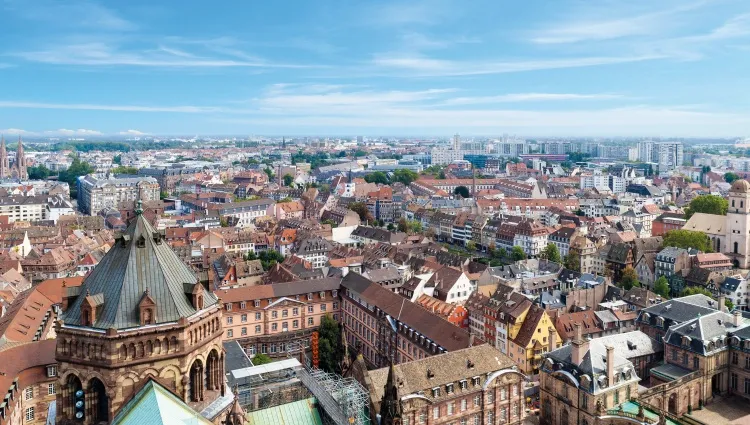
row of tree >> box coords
[363,169,420,186]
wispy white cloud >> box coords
[0,100,221,113]
[45,128,103,136]
[3,0,135,31]
[0,128,33,136]
[370,53,663,77]
[14,41,319,68]
[529,1,710,44]
[219,105,749,137]
[441,93,626,106]
[119,129,148,136]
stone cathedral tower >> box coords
[55,203,227,424]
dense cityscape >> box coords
[4,1,750,425]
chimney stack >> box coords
[571,323,588,365]
[548,326,557,352]
[734,310,743,327]
[719,295,726,312]
[606,345,615,387]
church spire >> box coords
[0,135,8,179]
[15,136,27,180]
[379,362,402,425]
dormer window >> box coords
[137,235,146,248]
[307,293,313,301]
[226,303,233,311]
[240,302,246,309]
[460,380,467,390]
[333,290,338,297]
[254,300,260,307]
[320,291,325,299]
[432,387,440,397]
[81,307,93,326]
[446,383,454,394]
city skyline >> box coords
[2,0,750,136]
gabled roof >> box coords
[64,212,218,330]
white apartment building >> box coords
[77,174,160,215]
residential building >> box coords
[540,329,661,425]
[341,271,475,368]
[350,226,407,246]
[513,220,549,258]
[77,174,160,215]
[507,304,560,375]
[363,344,528,425]
[654,247,690,279]
[293,236,333,269]
[548,227,577,258]
[218,277,340,358]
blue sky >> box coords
[2,0,750,137]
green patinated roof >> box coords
[64,213,218,329]
[247,398,323,425]
[111,379,213,425]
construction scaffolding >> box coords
[305,368,370,425]
[229,340,370,425]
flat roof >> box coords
[231,358,302,380]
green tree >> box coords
[681,287,713,297]
[252,353,272,365]
[354,150,367,157]
[725,172,741,183]
[220,217,229,227]
[364,171,389,185]
[258,249,285,271]
[540,243,561,264]
[348,202,372,222]
[511,246,527,261]
[466,241,477,252]
[263,167,274,180]
[111,166,139,175]
[619,266,640,290]
[391,169,419,186]
[277,197,293,203]
[283,174,294,186]
[113,154,122,165]
[59,157,95,198]
[337,151,348,158]
[662,229,712,252]
[437,169,446,179]
[654,276,670,298]
[496,247,507,260]
[726,299,735,311]
[28,164,52,180]
[387,223,395,231]
[318,314,343,374]
[685,195,728,219]
[564,251,580,272]
[454,186,470,198]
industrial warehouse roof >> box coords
[64,208,218,330]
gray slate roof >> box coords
[64,213,217,330]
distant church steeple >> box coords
[0,136,27,180]
[0,136,9,178]
[282,136,286,149]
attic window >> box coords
[472,376,480,386]
[137,235,146,248]
[254,300,260,307]
[432,387,440,397]
[307,293,313,301]
[446,383,454,394]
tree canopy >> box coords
[454,186,470,198]
[28,164,52,180]
[725,172,741,183]
[564,251,580,271]
[252,353,272,365]
[511,246,527,261]
[685,194,728,219]
[318,314,343,374]
[59,157,95,198]
[540,243,561,263]
[283,174,294,186]
[348,202,373,222]
[391,169,419,186]
[619,266,640,290]
[364,172,389,185]
[662,229,712,252]
[111,166,139,175]
[654,276,670,298]
[398,218,422,234]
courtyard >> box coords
[686,396,750,425]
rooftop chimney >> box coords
[548,326,557,352]
[734,310,743,327]
[571,323,588,365]
[719,295,726,312]
[606,345,615,387]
